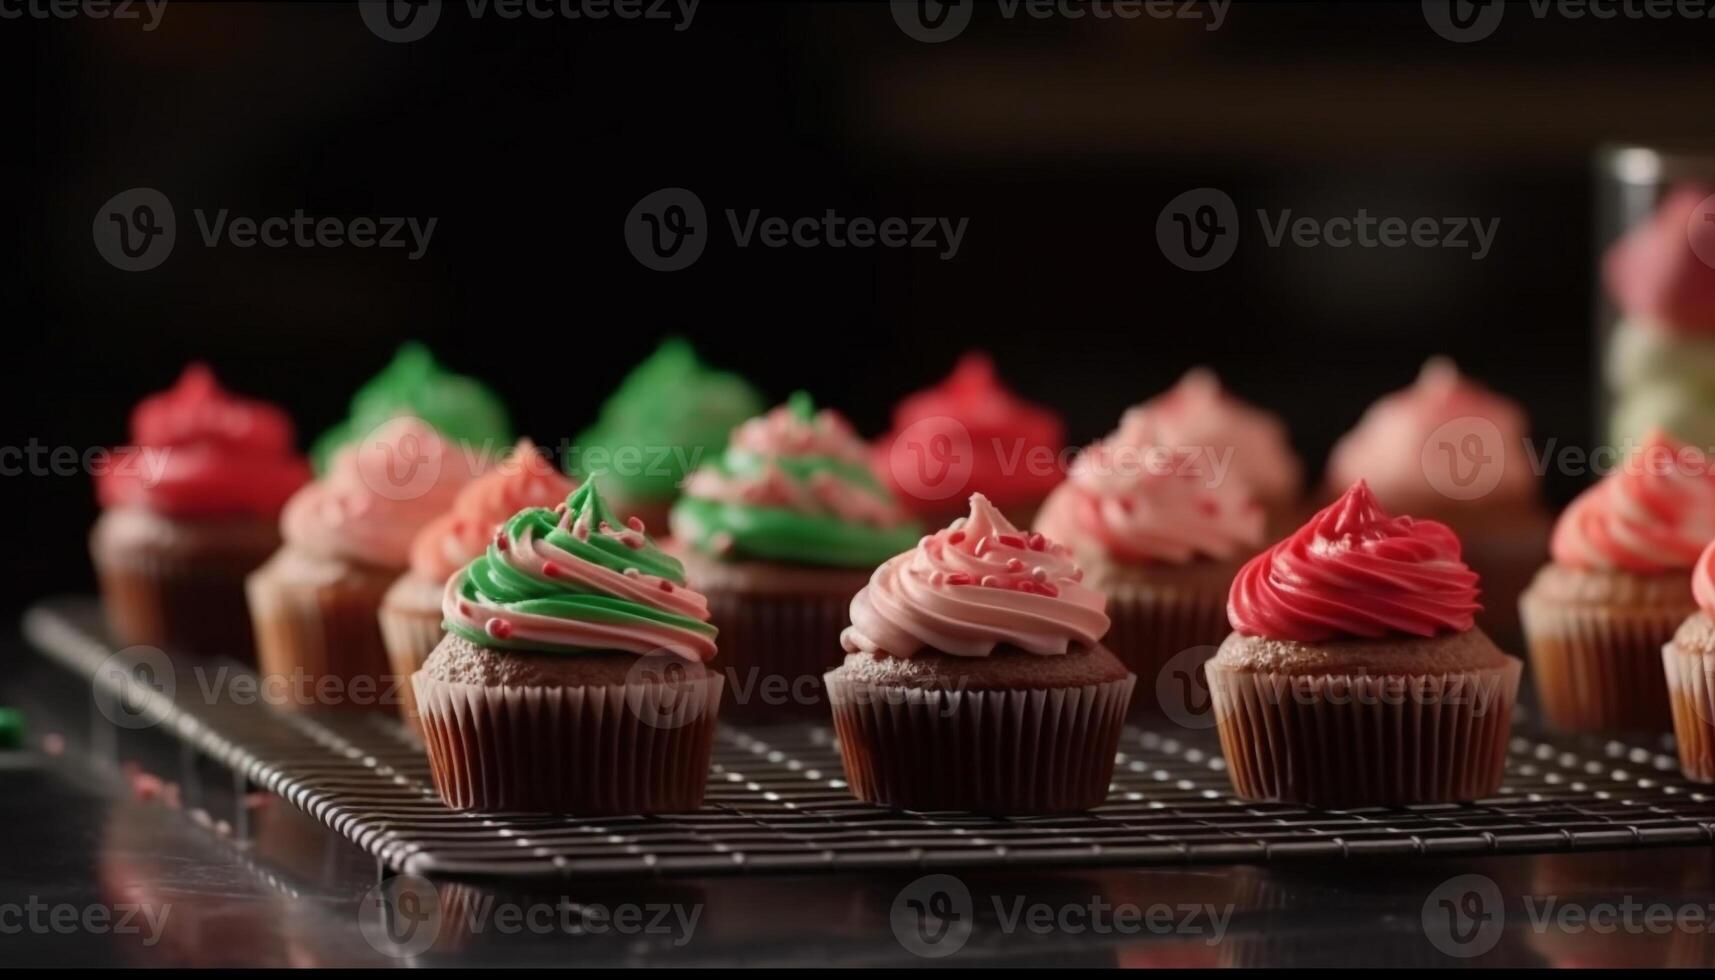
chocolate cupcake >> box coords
[1035,408,1266,719]
[1207,481,1521,807]
[1520,430,1712,733]
[671,392,920,720]
[1663,541,1715,782]
[415,481,722,814]
[826,494,1134,814]
[91,365,310,658]
[379,439,575,729]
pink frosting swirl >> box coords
[1326,358,1537,511]
[841,493,1110,658]
[1550,430,1715,575]
[1695,541,1715,619]
[1604,184,1715,335]
[1127,368,1302,509]
[407,439,576,582]
[1034,418,1265,565]
[280,416,479,568]
[1228,480,1480,642]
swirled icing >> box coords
[1550,430,1715,575]
[312,342,511,472]
[407,439,577,583]
[1126,368,1302,509]
[1604,184,1715,336]
[1695,540,1715,619]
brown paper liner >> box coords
[413,671,723,814]
[1099,572,1232,720]
[1519,593,1682,734]
[1663,644,1715,783]
[245,551,402,712]
[1205,659,1521,807]
[824,673,1136,814]
[378,574,446,732]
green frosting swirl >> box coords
[671,393,922,568]
[571,338,764,503]
[312,343,512,472]
[444,481,717,653]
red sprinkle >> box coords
[485,618,514,639]
[458,602,472,616]
[946,531,967,545]
[542,562,561,578]
[621,534,644,550]
[659,580,675,592]
[1026,532,1047,551]
[944,572,974,586]
[494,531,509,550]
[627,515,646,532]
[997,533,1025,549]
[1197,499,1219,517]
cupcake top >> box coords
[407,438,577,583]
[1550,430,1715,575]
[1694,540,1715,620]
[311,343,511,472]
[875,352,1066,511]
[1125,368,1302,509]
[571,338,765,504]
[1325,358,1537,512]
[97,364,311,519]
[1034,413,1265,566]
[1604,185,1715,336]
[671,392,921,567]
[1228,480,1480,642]
[442,481,718,662]
[841,493,1110,658]
[281,416,477,569]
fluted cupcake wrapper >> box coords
[92,538,267,660]
[1519,593,1685,734]
[413,672,724,815]
[246,561,401,712]
[1205,660,1521,807]
[1663,644,1715,783]
[378,602,445,733]
[701,581,859,723]
[824,672,1136,814]
[1100,574,1230,722]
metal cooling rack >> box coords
[24,597,1715,881]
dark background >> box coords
[9,0,1715,614]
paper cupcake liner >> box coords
[1204,659,1521,807]
[1519,594,1683,733]
[246,561,400,712]
[1663,644,1715,783]
[91,536,267,660]
[701,580,860,723]
[413,672,724,814]
[824,672,1136,814]
[1101,575,1231,721]
[378,602,445,732]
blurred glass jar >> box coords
[1596,146,1715,450]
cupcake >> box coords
[1125,367,1303,530]
[1207,480,1521,807]
[248,417,477,711]
[378,438,575,729]
[826,493,1133,813]
[670,392,921,720]
[1604,184,1715,448]
[91,364,311,658]
[1521,430,1715,733]
[570,338,764,530]
[1664,541,1715,781]
[311,342,511,472]
[1034,409,1266,717]
[874,352,1065,528]
[1326,357,1550,644]
[415,481,723,814]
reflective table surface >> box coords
[4,637,1713,968]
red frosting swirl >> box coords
[407,439,577,582]
[1549,430,1715,574]
[1604,184,1715,335]
[1228,480,1480,642]
[96,364,311,519]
